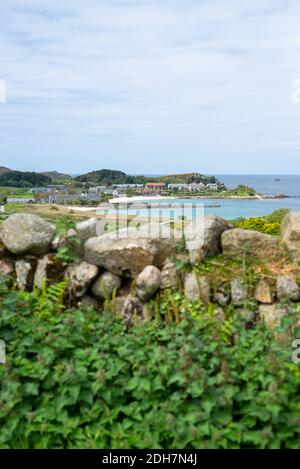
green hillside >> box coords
[152,172,219,184]
[75,169,219,186]
[40,171,73,181]
[0,171,51,188]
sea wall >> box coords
[1,211,300,330]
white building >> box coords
[189,183,206,191]
[113,184,144,190]
[206,183,218,191]
[89,186,107,193]
[167,183,206,192]
[28,187,52,194]
[7,197,35,204]
[104,189,120,197]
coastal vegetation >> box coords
[75,169,147,186]
[1,209,300,448]
[225,184,257,197]
[0,169,269,210]
[0,168,222,190]
[151,172,220,185]
[0,166,12,174]
[40,171,73,182]
[0,171,51,188]
[232,209,290,236]
[75,170,221,187]
[0,203,87,227]
[1,276,299,449]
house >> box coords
[113,184,144,190]
[167,183,186,191]
[28,187,52,194]
[167,183,206,192]
[112,184,129,190]
[104,190,119,197]
[206,183,218,191]
[48,184,68,192]
[80,192,102,201]
[47,194,80,204]
[145,182,166,192]
[189,183,206,192]
[7,198,35,204]
[88,186,107,193]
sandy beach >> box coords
[108,194,281,204]
[108,195,177,204]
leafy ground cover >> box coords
[232,209,290,236]
[1,276,300,449]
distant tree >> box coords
[75,169,147,186]
[20,181,33,188]
[0,171,51,187]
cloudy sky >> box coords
[1,0,300,174]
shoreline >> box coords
[108,195,176,204]
[108,194,290,204]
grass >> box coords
[0,186,30,198]
[0,203,88,226]
[192,252,300,295]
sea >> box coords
[122,174,300,220]
[75,174,300,220]
[215,174,300,197]
[101,197,300,221]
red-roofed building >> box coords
[145,182,166,192]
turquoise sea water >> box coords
[104,197,300,221]
[202,197,300,219]
[144,174,300,197]
[117,174,300,219]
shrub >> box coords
[265,208,290,224]
[227,185,257,196]
[1,278,300,449]
[233,218,280,235]
[232,209,290,236]
[54,218,81,264]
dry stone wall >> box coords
[1,212,300,329]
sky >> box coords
[1,0,300,175]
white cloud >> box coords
[1,0,300,173]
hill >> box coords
[0,170,51,188]
[0,167,222,188]
[0,166,12,174]
[40,171,73,181]
[152,172,220,185]
[75,169,147,185]
[75,169,219,186]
